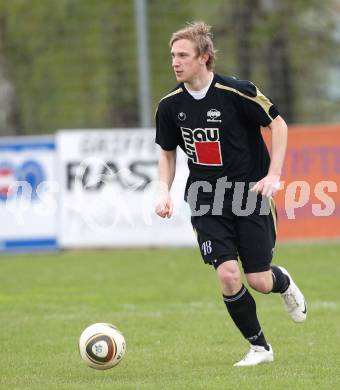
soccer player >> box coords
[155,21,307,367]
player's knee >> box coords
[216,261,240,288]
[246,274,272,294]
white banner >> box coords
[0,136,58,251]
[57,129,195,247]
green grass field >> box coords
[0,243,340,390]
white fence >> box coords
[0,130,195,252]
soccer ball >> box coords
[79,323,126,369]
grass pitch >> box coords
[0,242,340,389]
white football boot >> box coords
[279,266,307,323]
[234,344,274,367]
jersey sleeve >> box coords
[155,101,178,150]
[236,80,279,127]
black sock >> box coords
[223,285,269,349]
[271,266,290,293]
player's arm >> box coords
[155,148,177,218]
[233,79,287,197]
[251,115,288,197]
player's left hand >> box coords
[250,174,281,197]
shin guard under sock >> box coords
[223,285,269,349]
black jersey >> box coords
[155,73,279,206]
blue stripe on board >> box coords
[0,238,58,252]
[0,142,55,151]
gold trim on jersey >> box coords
[160,87,183,102]
[214,82,274,121]
[269,197,278,236]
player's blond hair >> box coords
[169,21,217,70]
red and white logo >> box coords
[0,163,16,200]
[181,127,222,166]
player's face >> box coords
[171,39,205,83]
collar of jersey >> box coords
[183,73,216,100]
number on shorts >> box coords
[201,240,212,256]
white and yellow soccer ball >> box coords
[79,323,126,369]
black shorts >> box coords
[191,199,277,273]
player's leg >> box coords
[216,260,273,367]
[216,260,272,350]
[266,199,307,321]
[245,267,307,322]
[274,266,307,322]
[215,259,242,295]
[191,214,272,366]
[245,267,288,295]
[238,200,307,323]
[244,269,273,293]
[232,204,279,367]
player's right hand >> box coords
[250,174,281,198]
[155,193,173,218]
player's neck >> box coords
[184,71,214,92]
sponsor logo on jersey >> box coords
[177,112,186,121]
[180,127,222,166]
[207,109,222,122]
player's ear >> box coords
[199,53,209,66]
